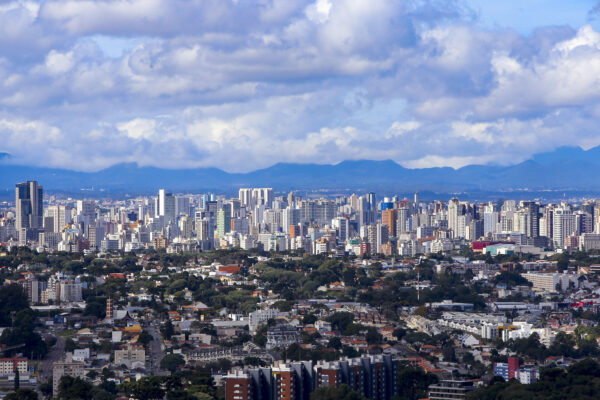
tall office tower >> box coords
[348,194,359,211]
[457,214,472,238]
[414,192,419,208]
[381,209,397,237]
[157,189,176,223]
[576,211,593,234]
[287,191,296,206]
[76,200,96,219]
[376,223,389,253]
[522,201,540,237]
[178,216,194,239]
[539,216,548,238]
[502,199,516,213]
[466,219,484,241]
[332,217,350,243]
[363,224,378,254]
[542,206,553,238]
[483,211,498,235]
[44,206,73,233]
[239,188,252,208]
[397,207,410,234]
[367,192,376,211]
[199,193,214,209]
[252,188,274,208]
[282,208,300,235]
[263,209,283,232]
[501,210,515,232]
[196,218,211,241]
[15,180,43,231]
[594,203,600,232]
[553,207,576,248]
[230,199,241,217]
[447,198,460,237]
[86,224,105,250]
[176,196,191,216]
[217,207,231,238]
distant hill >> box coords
[0,146,598,193]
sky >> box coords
[2,0,600,172]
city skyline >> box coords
[3,180,600,399]
[2,1,600,173]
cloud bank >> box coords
[1,0,600,172]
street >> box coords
[147,325,168,376]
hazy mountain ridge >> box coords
[0,146,596,192]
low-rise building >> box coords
[114,344,146,369]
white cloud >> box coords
[0,1,600,173]
[44,50,75,75]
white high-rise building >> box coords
[238,188,274,209]
[239,188,252,208]
[76,200,96,219]
[332,217,349,243]
[196,218,211,241]
[44,206,73,233]
[178,216,193,239]
[447,198,460,238]
[157,189,176,224]
[553,208,576,248]
[484,211,498,235]
[457,214,472,239]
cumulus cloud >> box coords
[0,0,600,172]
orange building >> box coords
[381,209,397,237]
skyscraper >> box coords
[447,198,461,237]
[553,207,576,248]
[522,201,540,238]
[16,181,43,236]
[217,207,231,238]
[367,192,376,211]
[157,189,176,224]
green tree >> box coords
[14,368,19,391]
[39,379,53,397]
[119,376,165,400]
[160,353,186,373]
[84,300,106,319]
[442,344,456,362]
[365,327,382,345]
[162,320,175,340]
[57,376,93,400]
[326,312,355,332]
[328,337,342,350]
[0,284,29,326]
[5,389,38,400]
[311,384,366,400]
[1,309,47,358]
[138,331,153,348]
[467,359,600,400]
[397,366,438,400]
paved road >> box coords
[147,325,168,376]
[39,335,65,382]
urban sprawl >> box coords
[2,181,600,399]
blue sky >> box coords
[1,0,600,172]
[470,0,600,33]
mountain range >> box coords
[0,146,598,194]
